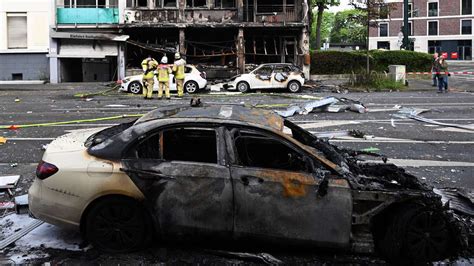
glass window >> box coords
[215,0,236,8]
[407,21,413,35]
[163,0,176,7]
[462,20,472,35]
[76,0,96,7]
[7,14,27,49]
[379,23,388,37]
[126,0,133,7]
[428,21,438,35]
[233,130,309,172]
[379,5,389,19]
[377,41,390,50]
[428,2,438,17]
[407,3,413,17]
[462,0,472,15]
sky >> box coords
[328,0,354,13]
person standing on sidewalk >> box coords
[436,55,449,93]
[431,53,439,87]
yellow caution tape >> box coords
[0,114,144,130]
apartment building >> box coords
[369,0,474,60]
[48,0,310,83]
[0,0,51,81]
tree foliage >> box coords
[310,11,335,49]
[330,9,367,44]
[310,0,340,50]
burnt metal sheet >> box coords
[230,166,352,247]
[122,159,234,238]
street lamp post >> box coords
[402,0,409,49]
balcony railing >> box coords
[246,4,300,23]
[57,5,119,24]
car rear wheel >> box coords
[237,82,250,93]
[287,80,301,93]
[375,204,456,264]
[184,81,199,94]
[85,197,153,253]
[128,81,143,94]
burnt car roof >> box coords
[135,104,284,131]
[87,104,285,160]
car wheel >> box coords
[237,82,250,93]
[128,81,143,94]
[375,204,456,264]
[287,80,301,93]
[85,197,153,253]
[184,81,199,94]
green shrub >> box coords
[311,50,432,74]
[348,71,406,91]
[311,51,371,74]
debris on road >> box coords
[0,137,6,144]
[14,195,29,214]
[275,97,368,118]
[434,188,474,217]
[395,108,474,131]
[0,202,15,210]
[0,175,20,190]
[0,219,44,250]
[313,130,365,139]
[204,250,283,265]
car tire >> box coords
[184,81,199,94]
[237,81,250,93]
[375,204,456,264]
[85,197,153,253]
[128,81,143,94]
[287,80,301,93]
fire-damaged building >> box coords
[49,0,310,83]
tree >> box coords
[330,9,367,44]
[310,11,335,49]
[311,0,340,50]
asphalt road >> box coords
[0,83,473,264]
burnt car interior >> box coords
[132,127,218,164]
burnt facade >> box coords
[122,0,311,77]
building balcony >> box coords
[56,7,119,24]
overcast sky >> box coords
[327,0,354,13]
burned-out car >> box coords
[29,104,469,263]
[225,63,305,93]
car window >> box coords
[253,66,273,76]
[273,65,292,73]
[127,127,217,164]
[233,130,309,172]
[185,66,192,73]
[163,128,217,164]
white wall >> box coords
[0,0,51,53]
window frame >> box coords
[461,19,472,35]
[461,0,473,15]
[214,0,236,9]
[7,13,27,49]
[124,124,221,165]
[186,0,208,8]
[427,1,438,17]
[427,20,439,36]
[228,126,316,174]
[379,22,389,37]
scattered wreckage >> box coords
[27,103,472,264]
[224,63,305,93]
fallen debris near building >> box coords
[0,220,44,250]
[0,175,20,190]
[275,97,368,117]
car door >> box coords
[272,65,292,88]
[121,125,233,239]
[250,65,275,89]
[226,127,352,247]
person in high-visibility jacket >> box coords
[173,52,186,97]
[141,56,158,99]
[157,56,172,100]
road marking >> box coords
[321,135,474,144]
[3,138,55,141]
[366,159,474,167]
[436,127,474,133]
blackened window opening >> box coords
[163,128,217,163]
